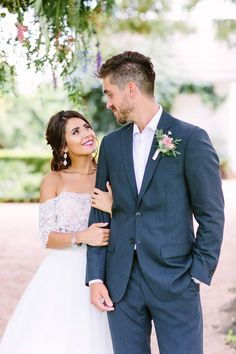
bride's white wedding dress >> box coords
[0,192,113,354]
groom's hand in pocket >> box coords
[90,283,114,312]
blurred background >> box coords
[0,0,236,201]
[0,0,236,352]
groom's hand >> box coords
[90,283,114,312]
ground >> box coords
[0,180,236,353]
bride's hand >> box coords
[91,182,113,214]
[78,223,110,246]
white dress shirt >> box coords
[133,106,163,193]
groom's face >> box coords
[103,76,134,125]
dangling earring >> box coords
[63,152,68,166]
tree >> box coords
[0,0,114,98]
[0,0,213,99]
[0,0,235,131]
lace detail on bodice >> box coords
[39,192,91,247]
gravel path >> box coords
[0,180,236,353]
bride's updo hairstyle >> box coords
[46,110,97,171]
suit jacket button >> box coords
[129,238,135,244]
[136,212,141,217]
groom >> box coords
[86,51,224,354]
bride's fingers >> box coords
[103,229,110,234]
[91,193,102,201]
[91,198,96,204]
[93,188,101,194]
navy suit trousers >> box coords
[108,253,203,354]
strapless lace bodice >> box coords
[39,192,91,247]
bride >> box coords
[0,110,114,354]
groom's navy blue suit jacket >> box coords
[86,110,224,302]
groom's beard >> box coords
[113,99,135,125]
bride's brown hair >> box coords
[46,110,97,171]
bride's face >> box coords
[64,117,96,157]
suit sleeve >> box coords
[86,138,111,285]
[184,127,224,285]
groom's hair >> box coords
[97,51,156,97]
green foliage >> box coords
[0,149,50,171]
[183,0,202,11]
[116,18,192,37]
[0,79,226,153]
[112,0,195,36]
[0,150,50,201]
[0,82,119,150]
[214,19,236,47]
[81,85,119,132]
[0,0,114,96]
[226,329,236,346]
[0,52,15,95]
[0,0,233,130]
[0,85,71,149]
[155,75,225,112]
[0,0,235,109]
[179,83,226,109]
[0,0,30,13]
[156,79,179,112]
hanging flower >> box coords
[15,22,28,43]
[96,50,102,71]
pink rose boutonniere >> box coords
[152,129,181,160]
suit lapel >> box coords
[137,110,173,205]
[121,124,138,200]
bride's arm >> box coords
[91,181,113,215]
[40,227,110,249]
[39,173,109,249]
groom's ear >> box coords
[126,82,136,97]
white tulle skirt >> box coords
[0,245,113,354]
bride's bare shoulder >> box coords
[40,171,60,203]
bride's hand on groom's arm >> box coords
[90,283,114,312]
[91,182,113,215]
[77,223,110,246]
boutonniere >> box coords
[152,129,182,160]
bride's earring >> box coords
[63,152,68,166]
